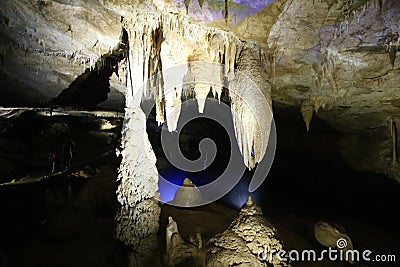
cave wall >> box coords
[0,0,125,107]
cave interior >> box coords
[0,0,400,266]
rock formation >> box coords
[164,197,289,267]
[314,221,354,264]
[168,178,204,207]
[2,1,400,181]
[115,108,161,266]
[164,216,205,267]
[115,1,273,261]
[207,197,291,267]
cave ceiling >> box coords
[0,0,399,132]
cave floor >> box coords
[0,164,398,267]
[0,113,399,267]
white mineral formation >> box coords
[121,1,272,167]
[116,1,273,264]
[115,107,161,264]
[230,43,272,169]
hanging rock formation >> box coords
[120,1,272,168]
[2,0,400,180]
[231,43,272,168]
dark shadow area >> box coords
[147,101,400,231]
[0,111,122,183]
[264,104,400,229]
[51,29,128,109]
[148,101,400,267]
[1,99,400,266]
[0,111,123,266]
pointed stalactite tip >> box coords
[184,0,190,14]
[301,102,314,133]
[198,0,204,9]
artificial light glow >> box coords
[100,120,117,130]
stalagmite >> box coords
[115,108,161,265]
[207,197,290,266]
[164,216,205,266]
[169,178,203,207]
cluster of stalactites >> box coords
[122,2,272,169]
[122,4,240,128]
[338,0,384,34]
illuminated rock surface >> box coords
[207,197,290,267]
[169,178,204,207]
[314,221,354,263]
[163,198,289,266]
[115,107,161,265]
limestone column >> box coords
[115,106,161,265]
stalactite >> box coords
[312,62,323,91]
[230,43,272,169]
[301,96,326,132]
[160,40,185,131]
[223,0,229,24]
[268,37,279,82]
[321,49,338,91]
[121,6,243,129]
[198,0,205,9]
[301,100,315,132]
[119,3,270,166]
[336,0,384,38]
[313,96,326,115]
[184,0,190,13]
